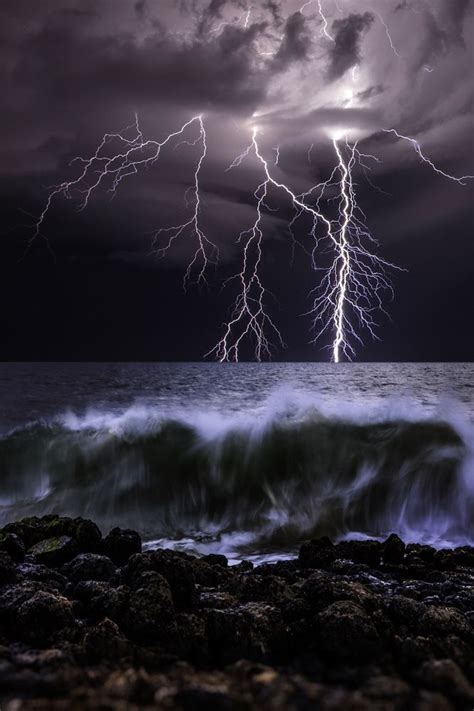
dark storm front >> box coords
[0,363,472,561]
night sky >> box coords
[1,0,473,361]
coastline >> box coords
[0,515,473,709]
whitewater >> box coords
[0,362,473,562]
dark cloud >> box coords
[273,12,312,70]
[327,12,375,80]
[356,84,384,102]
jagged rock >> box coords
[72,580,129,622]
[382,533,406,565]
[103,527,141,566]
[63,553,116,583]
[83,618,129,662]
[123,550,196,610]
[335,540,382,567]
[0,532,25,562]
[122,571,175,643]
[28,536,79,567]
[202,553,228,568]
[0,552,17,586]
[317,601,381,662]
[17,591,74,642]
[298,537,336,568]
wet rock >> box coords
[206,608,254,665]
[17,562,68,591]
[74,518,103,552]
[122,571,175,643]
[298,537,336,568]
[406,543,436,565]
[0,552,17,585]
[382,534,406,565]
[384,595,425,628]
[232,574,292,605]
[83,618,129,662]
[417,605,472,640]
[202,553,228,568]
[28,535,79,567]
[104,667,156,704]
[72,580,128,622]
[18,591,74,642]
[0,532,25,562]
[317,601,381,662]
[103,527,141,566]
[124,550,196,610]
[301,570,375,611]
[336,540,382,567]
[417,659,474,704]
[63,553,116,583]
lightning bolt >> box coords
[383,129,474,185]
[208,127,399,363]
[299,0,334,42]
[29,115,472,364]
[371,8,401,58]
[30,114,218,287]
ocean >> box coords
[0,362,473,563]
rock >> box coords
[417,659,474,704]
[63,554,116,583]
[301,570,374,611]
[232,574,292,605]
[382,534,406,565]
[202,554,228,568]
[0,552,17,586]
[0,532,25,562]
[298,537,336,568]
[74,518,103,552]
[123,550,196,610]
[406,543,436,564]
[335,540,382,567]
[18,591,74,642]
[2,516,47,548]
[83,618,129,662]
[417,606,471,640]
[206,608,254,665]
[317,601,381,662]
[17,562,68,591]
[72,580,128,622]
[103,527,141,566]
[122,571,175,644]
[28,535,79,567]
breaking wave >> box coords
[0,393,473,557]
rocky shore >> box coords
[0,516,473,709]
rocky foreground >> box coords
[0,517,473,710]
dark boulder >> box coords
[72,580,129,622]
[122,571,175,644]
[63,553,116,583]
[83,618,129,662]
[0,551,17,586]
[74,518,103,552]
[382,534,406,565]
[0,532,25,562]
[103,527,141,566]
[298,537,336,568]
[316,601,381,662]
[202,553,228,568]
[28,535,79,567]
[335,540,382,567]
[123,550,196,610]
[18,591,74,643]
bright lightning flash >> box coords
[30,115,473,364]
[31,114,218,288]
[208,127,400,363]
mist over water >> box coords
[0,363,473,561]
